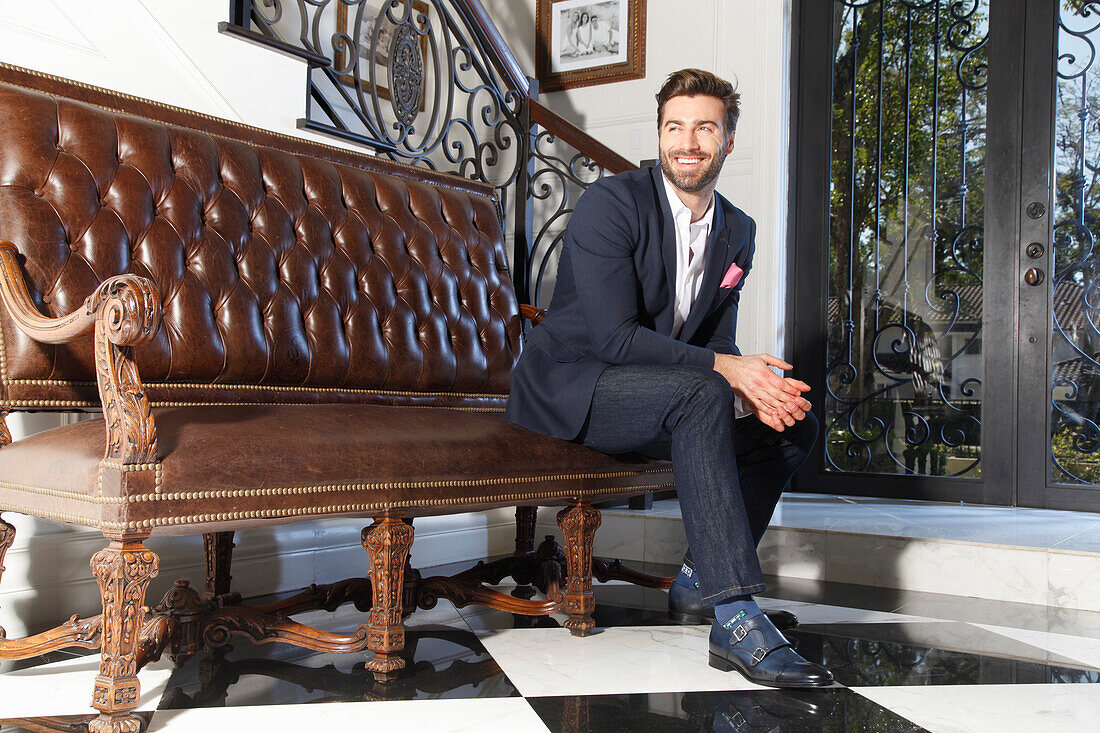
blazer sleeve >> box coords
[567,181,714,369]
[696,218,756,356]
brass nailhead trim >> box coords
[4,379,505,400]
[0,467,672,507]
[0,480,123,505]
[0,482,676,532]
[125,483,678,530]
[0,500,102,528]
[126,467,672,503]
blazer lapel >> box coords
[652,166,678,311]
[679,202,731,343]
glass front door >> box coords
[794,0,1100,510]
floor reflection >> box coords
[156,626,519,708]
[527,689,926,733]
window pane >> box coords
[826,0,986,477]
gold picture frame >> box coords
[536,0,646,93]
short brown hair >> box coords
[656,69,740,134]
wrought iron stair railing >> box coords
[223,0,638,307]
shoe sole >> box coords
[707,652,833,688]
[668,609,711,625]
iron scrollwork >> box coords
[1050,2,1100,484]
[827,0,986,477]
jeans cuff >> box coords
[701,582,767,604]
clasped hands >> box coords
[712,353,811,432]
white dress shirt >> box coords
[663,174,750,419]
[663,174,714,338]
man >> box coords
[505,69,832,689]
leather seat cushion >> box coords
[0,405,674,535]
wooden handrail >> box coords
[529,99,638,174]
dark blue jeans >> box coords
[575,364,818,604]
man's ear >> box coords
[725,132,736,154]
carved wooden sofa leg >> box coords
[88,532,159,733]
[0,513,14,638]
[203,532,235,598]
[362,516,413,682]
[557,502,601,637]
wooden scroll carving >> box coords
[556,502,601,637]
[0,514,12,639]
[199,605,370,654]
[90,276,161,465]
[203,532,236,597]
[0,613,101,661]
[0,410,10,447]
[253,577,374,617]
[0,244,162,465]
[88,538,158,733]
[362,517,414,681]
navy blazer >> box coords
[505,165,756,440]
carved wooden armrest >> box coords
[520,304,547,326]
[0,242,161,464]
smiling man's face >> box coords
[658,94,734,196]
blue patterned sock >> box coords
[714,595,764,628]
[672,561,699,590]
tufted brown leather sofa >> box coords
[0,64,674,732]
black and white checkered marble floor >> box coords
[2,568,1099,732]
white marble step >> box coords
[537,494,1100,613]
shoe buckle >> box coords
[733,624,748,642]
[732,711,746,728]
[750,646,768,665]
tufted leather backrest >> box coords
[0,66,520,410]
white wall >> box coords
[483,0,793,358]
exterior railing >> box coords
[224,0,637,307]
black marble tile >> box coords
[785,626,1100,687]
[156,625,518,709]
[527,688,929,733]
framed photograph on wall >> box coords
[335,0,429,109]
[536,0,646,92]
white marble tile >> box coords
[0,654,174,718]
[592,511,646,563]
[853,684,1100,733]
[147,698,551,732]
[642,515,687,565]
[757,526,828,581]
[476,625,760,696]
[1047,549,1100,613]
[824,531,1051,606]
[773,494,1100,550]
[1052,522,1100,553]
[973,622,1100,670]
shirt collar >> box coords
[662,172,715,232]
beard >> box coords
[659,146,728,193]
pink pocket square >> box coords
[720,263,744,289]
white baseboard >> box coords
[0,509,520,638]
